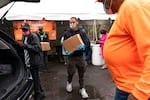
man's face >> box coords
[39,29,43,32]
[99,0,124,14]
[39,27,43,32]
[22,28,30,36]
[69,18,78,30]
[102,0,113,14]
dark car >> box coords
[0,30,34,100]
[0,0,40,100]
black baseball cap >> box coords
[21,23,30,30]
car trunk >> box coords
[0,30,32,99]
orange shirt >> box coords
[104,0,150,99]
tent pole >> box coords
[94,19,97,41]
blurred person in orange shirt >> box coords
[97,0,150,100]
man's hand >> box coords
[127,94,137,100]
[17,41,25,48]
[77,45,86,50]
[66,51,73,56]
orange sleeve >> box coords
[126,4,150,100]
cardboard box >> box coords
[40,42,51,51]
[62,34,84,52]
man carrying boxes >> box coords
[62,17,90,99]
[37,26,50,71]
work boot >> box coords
[66,81,72,92]
[79,88,89,99]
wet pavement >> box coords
[39,61,116,100]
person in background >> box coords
[60,36,69,65]
[18,23,45,100]
[37,27,49,71]
[99,29,107,69]
[97,0,150,100]
[63,17,90,99]
[81,28,91,64]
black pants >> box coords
[30,66,43,98]
[67,56,87,89]
[42,51,48,71]
[43,51,48,66]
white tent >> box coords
[0,0,117,20]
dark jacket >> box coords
[63,28,90,57]
[23,32,43,67]
[37,31,49,42]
